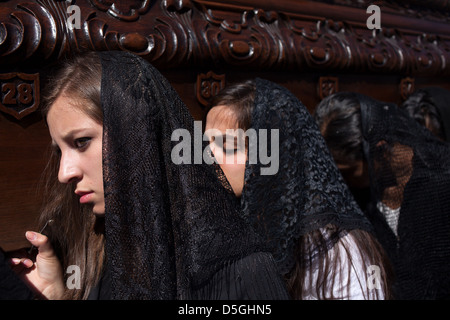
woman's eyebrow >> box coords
[51,128,92,149]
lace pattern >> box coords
[240,79,373,275]
[100,52,288,299]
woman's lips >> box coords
[77,191,94,204]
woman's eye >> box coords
[74,137,91,149]
[222,143,237,153]
[225,147,238,153]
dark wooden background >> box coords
[1,0,449,251]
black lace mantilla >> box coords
[240,78,373,275]
[99,52,288,299]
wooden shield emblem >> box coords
[196,71,225,108]
[318,76,339,100]
[400,77,415,100]
[0,73,40,120]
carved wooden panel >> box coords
[0,0,449,75]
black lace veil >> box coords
[358,93,450,299]
[99,52,288,299]
[419,87,450,141]
[240,78,373,275]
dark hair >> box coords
[208,79,256,131]
[314,92,365,165]
[401,90,445,141]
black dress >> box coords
[0,249,34,300]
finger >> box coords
[9,258,34,276]
[25,231,55,259]
[9,258,22,270]
[10,257,33,266]
[9,258,22,266]
[21,258,34,268]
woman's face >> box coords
[47,95,105,216]
[205,105,247,197]
[336,160,370,189]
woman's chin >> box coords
[92,204,105,217]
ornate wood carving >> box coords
[90,0,152,21]
[0,0,449,76]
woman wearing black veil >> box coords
[8,51,289,300]
[205,79,393,299]
[401,86,450,142]
[315,92,450,299]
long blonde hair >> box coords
[39,52,105,299]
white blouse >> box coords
[302,229,385,300]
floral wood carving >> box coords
[0,0,449,77]
[89,0,152,21]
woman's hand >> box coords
[10,231,65,300]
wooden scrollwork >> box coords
[90,0,152,21]
[0,0,448,75]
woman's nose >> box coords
[58,153,82,184]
